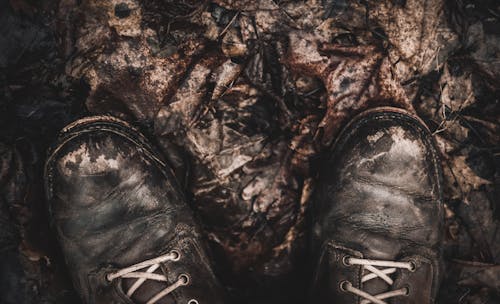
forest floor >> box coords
[0,0,499,303]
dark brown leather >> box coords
[44,116,226,304]
[310,107,444,304]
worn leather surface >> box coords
[44,116,226,304]
[311,107,443,303]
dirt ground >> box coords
[0,0,499,303]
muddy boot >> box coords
[310,107,444,304]
[44,116,226,304]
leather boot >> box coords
[310,107,443,304]
[44,116,226,304]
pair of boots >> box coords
[44,107,443,304]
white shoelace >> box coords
[106,251,198,304]
[341,257,415,304]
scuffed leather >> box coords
[44,116,226,304]
[311,242,364,303]
[311,107,443,304]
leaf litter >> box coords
[0,0,498,303]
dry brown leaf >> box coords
[449,156,491,202]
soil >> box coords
[0,0,499,303]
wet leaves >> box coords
[0,0,499,303]
[287,31,413,145]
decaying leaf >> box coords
[448,156,491,201]
[0,0,498,303]
[455,260,500,292]
[287,30,414,145]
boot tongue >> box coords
[357,232,404,299]
[122,268,176,304]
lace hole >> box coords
[408,261,417,272]
[170,250,181,261]
[403,285,410,296]
[342,256,351,266]
[188,300,199,304]
[179,274,190,285]
[339,280,351,292]
[105,274,112,282]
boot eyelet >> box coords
[408,261,417,272]
[188,300,199,304]
[342,256,351,266]
[170,250,181,261]
[339,280,352,292]
[179,274,190,285]
[403,285,410,296]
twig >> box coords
[219,11,240,38]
